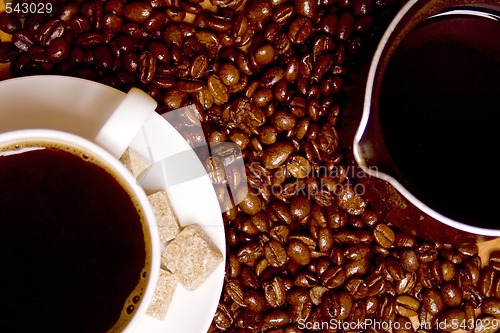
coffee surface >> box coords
[379,12,500,227]
[0,144,147,332]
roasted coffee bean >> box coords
[76,31,105,49]
[287,288,312,322]
[138,50,156,84]
[269,224,290,244]
[365,296,379,316]
[319,13,338,35]
[263,276,286,308]
[270,200,292,224]
[458,243,479,257]
[240,265,260,290]
[237,242,264,266]
[293,272,318,288]
[395,295,420,317]
[310,286,329,305]
[287,239,311,266]
[373,223,395,248]
[288,17,313,44]
[251,87,273,107]
[318,227,334,253]
[165,7,186,23]
[205,14,232,32]
[237,188,263,216]
[440,259,456,281]
[225,280,246,307]
[393,231,416,248]
[482,298,500,318]
[378,295,396,322]
[104,0,124,14]
[386,257,405,281]
[330,247,345,266]
[489,251,500,272]
[244,290,267,312]
[0,11,22,34]
[214,303,233,329]
[400,249,419,272]
[419,308,437,328]
[430,260,444,283]
[422,288,445,315]
[254,43,275,66]
[236,308,263,329]
[271,110,297,132]
[320,266,346,289]
[195,29,219,57]
[265,240,288,268]
[263,308,290,329]
[440,248,463,265]
[286,155,311,179]
[315,257,331,276]
[345,258,369,278]
[437,309,466,332]
[103,13,124,36]
[366,274,385,297]
[321,290,352,320]
[441,281,463,307]
[395,272,417,295]
[38,19,65,46]
[177,78,205,92]
[346,278,368,299]
[417,242,439,263]
[219,62,240,87]
[344,244,370,261]
[333,229,360,244]
[337,185,366,215]
[46,37,70,64]
[287,195,309,222]
[207,73,230,104]
[123,1,153,23]
[12,30,36,52]
[27,45,48,64]
[246,0,272,26]
[295,0,317,19]
[480,267,498,298]
[261,141,294,170]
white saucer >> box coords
[0,75,225,333]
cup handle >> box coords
[94,87,157,158]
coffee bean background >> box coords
[2,0,500,332]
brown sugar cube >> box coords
[119,147,150,178]
[147,190,180,242]
[146,268,178,320]
[161,224,223,291]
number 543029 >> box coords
[5,1,53,14]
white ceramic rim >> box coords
[0,128,161,333]
[353,0,500,237]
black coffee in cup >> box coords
[379,9,500,227]
[0,140,151,332]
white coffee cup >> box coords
[0,88,160,333]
